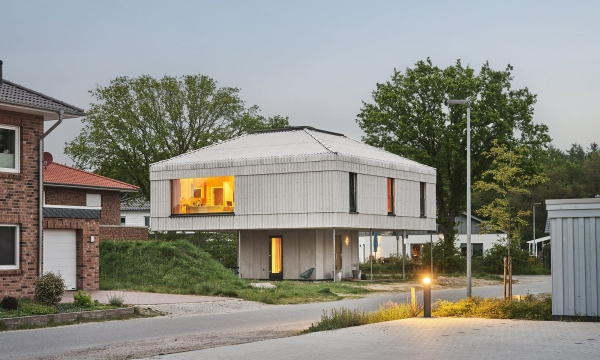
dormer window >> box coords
[0,124,19,173]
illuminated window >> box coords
[387,178,394,214]
[411,244,422,259]
[171,176,235,214]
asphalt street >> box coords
[0,276,551,360]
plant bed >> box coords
[0,297,134,330]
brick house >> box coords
[43,162,148,290]
[0,61,146,297]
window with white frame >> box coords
[0,225,19,270]
[0,124,19,173]
[120,217,126,225]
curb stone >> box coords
[0,307,134,330]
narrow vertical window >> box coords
[349,172,357,212]
[420,182,426,217]
[387,178,394,214]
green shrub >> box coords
[1,296,18,311]
[108,292,125,307]
[73,290,93,307]
[35,272,65,307]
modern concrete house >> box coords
[150,126,436,280]
[547,198,600,319]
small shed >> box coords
[547,198,600,319]
[150,126,436,280]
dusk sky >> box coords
[2,0,599,165]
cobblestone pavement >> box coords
[148,317,600,360]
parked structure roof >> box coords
[121,198,150,211]
[0,79,86,119]
[152,127,435,174]
[44,163,139,192]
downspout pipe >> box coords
[38,110,63,276]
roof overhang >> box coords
[0,101,85,120]
[44,182,139,193]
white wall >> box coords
[121,210,150,228]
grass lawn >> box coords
[100,240,372,305]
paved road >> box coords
[149,316,600,360]
[0,276,551,360]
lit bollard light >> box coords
[423,277,431,317]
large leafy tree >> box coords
[66,75,289,198]
[357,58,551,245]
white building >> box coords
[150,126,436,280]
[120,198,151,228]
[358,214,507,262]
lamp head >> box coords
[447,99,469,105]
[423,277,431,284]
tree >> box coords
[65,74,289,199]
[473,140,547,298]
[357,58,551,248]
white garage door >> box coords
[43,229,77,290]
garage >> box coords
[43,229,77,290]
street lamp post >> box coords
[447,99,471,298]
[533,202,541,257]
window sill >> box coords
[420,215,427,218]
[388,213,396,216]
[349,211,359,214]
[170,212,235,217]
[0,269,21,275]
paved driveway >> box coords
[149,317,600,360]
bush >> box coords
[35,272,65,307]
[73,290,93,307]
[1,296,18,311]
[108,292,125,307]
[433,295,552,320]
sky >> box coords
[1,0,599,165]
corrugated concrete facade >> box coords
[547,198,600,318]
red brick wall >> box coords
[0,110,43,298]
[100,226,148,241]
[44,187,122,225]
[44,218,100,291]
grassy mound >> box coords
[100,240,246,297]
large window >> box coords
[387,178,395,214]
[420,182,426,217]
[461,243,484,257]
[349,172,357,212]
[0,225,19,270]
[171,176,235,214]
[0,125,19,173]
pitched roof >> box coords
[121,198,150,211]
[44,163,139,192]
[0,79,86,118]
[152,126,435,173]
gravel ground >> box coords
[142,299,273,317]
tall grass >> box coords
[304,301,420,333]
[433,294,552,320]
[100,240,246,297]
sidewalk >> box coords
[147,317,600,360]
[61,290,234,305]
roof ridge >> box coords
[2,80,86,114]
[341,135,435,170]
[46,163,139,189]
[304,128,337,154]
